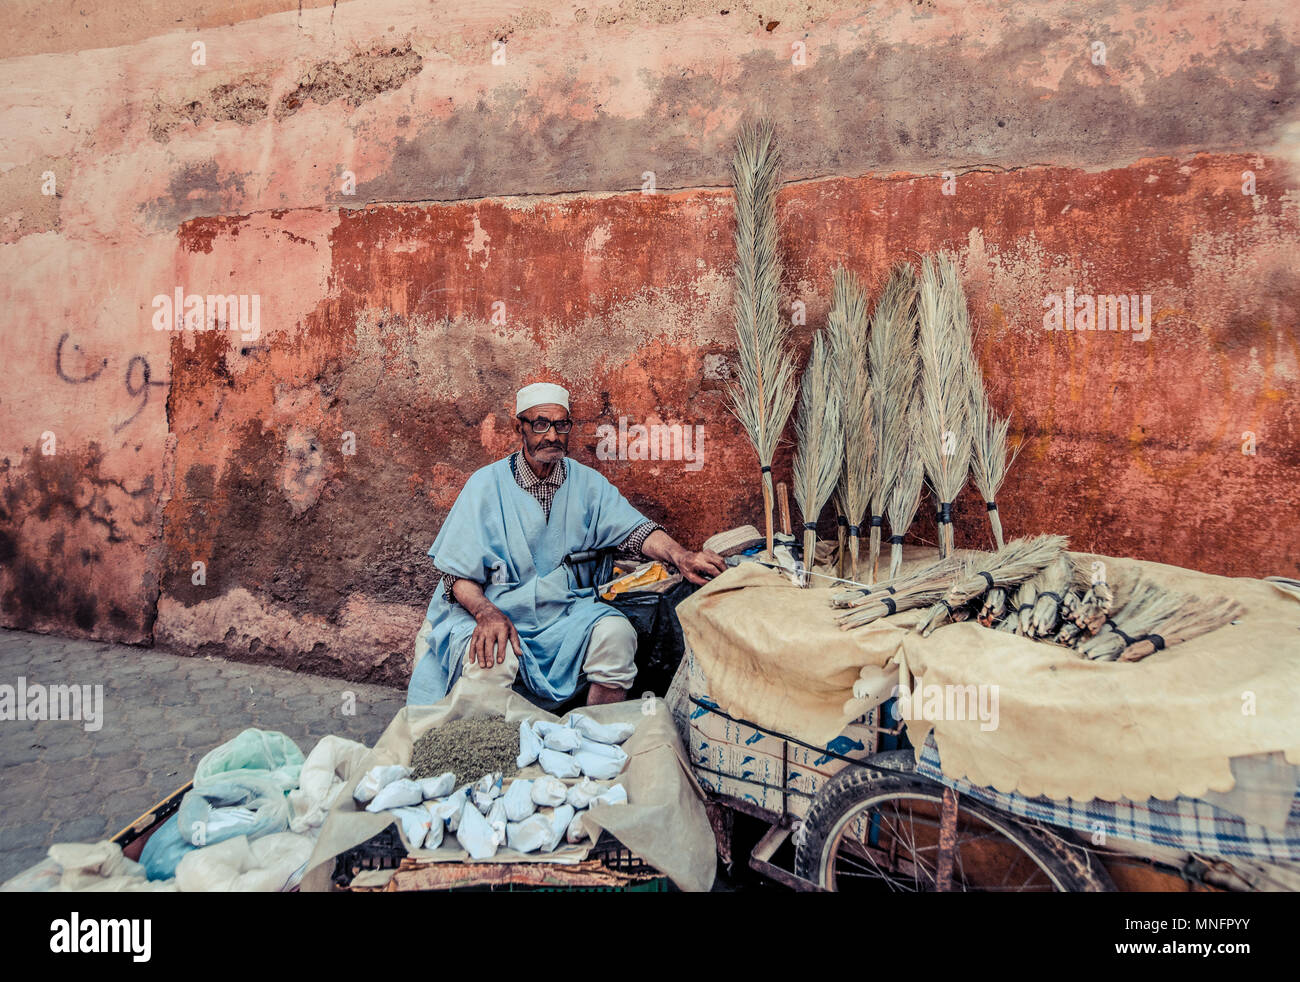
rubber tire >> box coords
[794,766,1115,892]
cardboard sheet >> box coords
[299,678,715,892]
[676,547,1300,802]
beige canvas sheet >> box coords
[676,548,1300,802]
[299,677,716,892]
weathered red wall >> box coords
[2,1,1298,681]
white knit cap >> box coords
[516,382,570,415]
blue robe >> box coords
[407,454,650,706]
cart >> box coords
[688,695,1296,893]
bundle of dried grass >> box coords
[978,587,1007,627]
[968,363,1022,549]
[1117,597,1244,662]
[792,331,843,585]
[885,411,927,579]
[1076,582,1184,661]
[916,254,973,557]
[830,554,965,609]
[838,561,970,630]
[725,118,798,559]
[1027,553,1072,637]
[915,534,1069,637]
[867,264,922,581]
[826,267,873,581]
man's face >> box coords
[516,402,570,466]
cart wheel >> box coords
[794,767,1114,892]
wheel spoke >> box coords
[812,783,1074,893]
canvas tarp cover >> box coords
[298,677,716,892]
[675,547,1300,802]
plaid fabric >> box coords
[436,451,661,603]
[915,733,1300,864]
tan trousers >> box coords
[460,614,638,691]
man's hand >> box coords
[468,602,522,668]
[673,547,727,586]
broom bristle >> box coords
[868,263,921,580]
[826,266,873,578]
[792,330,843,579]
[724,118,798,556]
[917,253,974,556]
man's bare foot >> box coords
[586,682,626,705]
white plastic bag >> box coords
[569,713,635,745]
[530,775,567,807]
[503,779,536,822]
[565,777,603,810]
[366,778,423,812]
[390,805,433,849]
[431,787,470,828]
[542,727,581,753]
[592,784,628,808]
[538,748,581,779]
[542,804,576,853]
[487,798,507,828]
[456,800,501,860]
[506,814,551,854]
[417,772,456,800]
[421,803,445,849]
[472,772,503,813]
[174,832,314,892]
[517,720,542,769]
[353,764,411,804]
[566,811,590,844]
[574,740,628,780]
[289,735,370,832]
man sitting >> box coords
[408,381,726,708]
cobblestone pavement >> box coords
[0,628,407,884]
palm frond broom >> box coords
[885,400,927,579]
[826,267,873,581]
[792,330,843,585]
[869,264,923,580]
[725,118,798,559]
[916,253,973,557]
[968,361,1022,550]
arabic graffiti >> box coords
[55,332,168,432]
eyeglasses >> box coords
[519,415,573,435]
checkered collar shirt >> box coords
[434,451,662,603]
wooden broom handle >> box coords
[777,482,792,536]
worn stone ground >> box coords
[0,628,407,884]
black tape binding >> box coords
[870,516,884,527]
[889,535,904,545]
[1147,634,1166,651]
[848,525,861,536]
[881,597,897,615]
[978,571,994,589]
[760,464,772,474]
[803,522,817,531]
[986,501,998,512]
[1104,618,1135,646]
[1039,591,1063,603]
[938,502,953,524]
[1016,604,1033,614]
[837,515,848,527]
